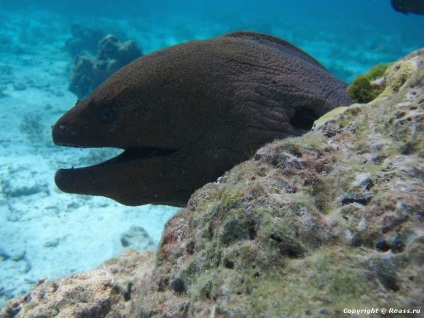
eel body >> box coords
[52,31,352,207]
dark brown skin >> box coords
[52,32,352,207]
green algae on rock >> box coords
[347,63,389,103]
[2,49,423,318]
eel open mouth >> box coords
[80,147,178,168]
[53,144,179,200]
[54,145,178,171]
[52,121,178,170]
[52,116,181,202]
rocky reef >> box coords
[65,24,108,57]
[2,49,423,317]
[69,34,142,99]
[391,0,424,15]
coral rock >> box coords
[65,24,107,56]
[1,250,154,318]
[68,34,142,99]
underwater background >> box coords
[0,0,423,308]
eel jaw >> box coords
[54,145,181,206]
[52,120,187,206]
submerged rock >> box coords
[2,49,423,317]
[69,34,142,99]
[0,251,154,318]
[391,0,424,15]
[65,24,108,57]
[120,226,156,251]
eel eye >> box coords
[99,105,117,123]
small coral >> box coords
[65,24,107,56]
[120,226,156,251]
[347,63,389,103]
[68,34,142,99]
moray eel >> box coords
[52,31,351,207]
[391,0,424,15]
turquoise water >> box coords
[0,0,423,308]
[2,0,424,81]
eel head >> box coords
[52,49,207,207]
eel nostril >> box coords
[57,124,68,132]
[53,123,69,140]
